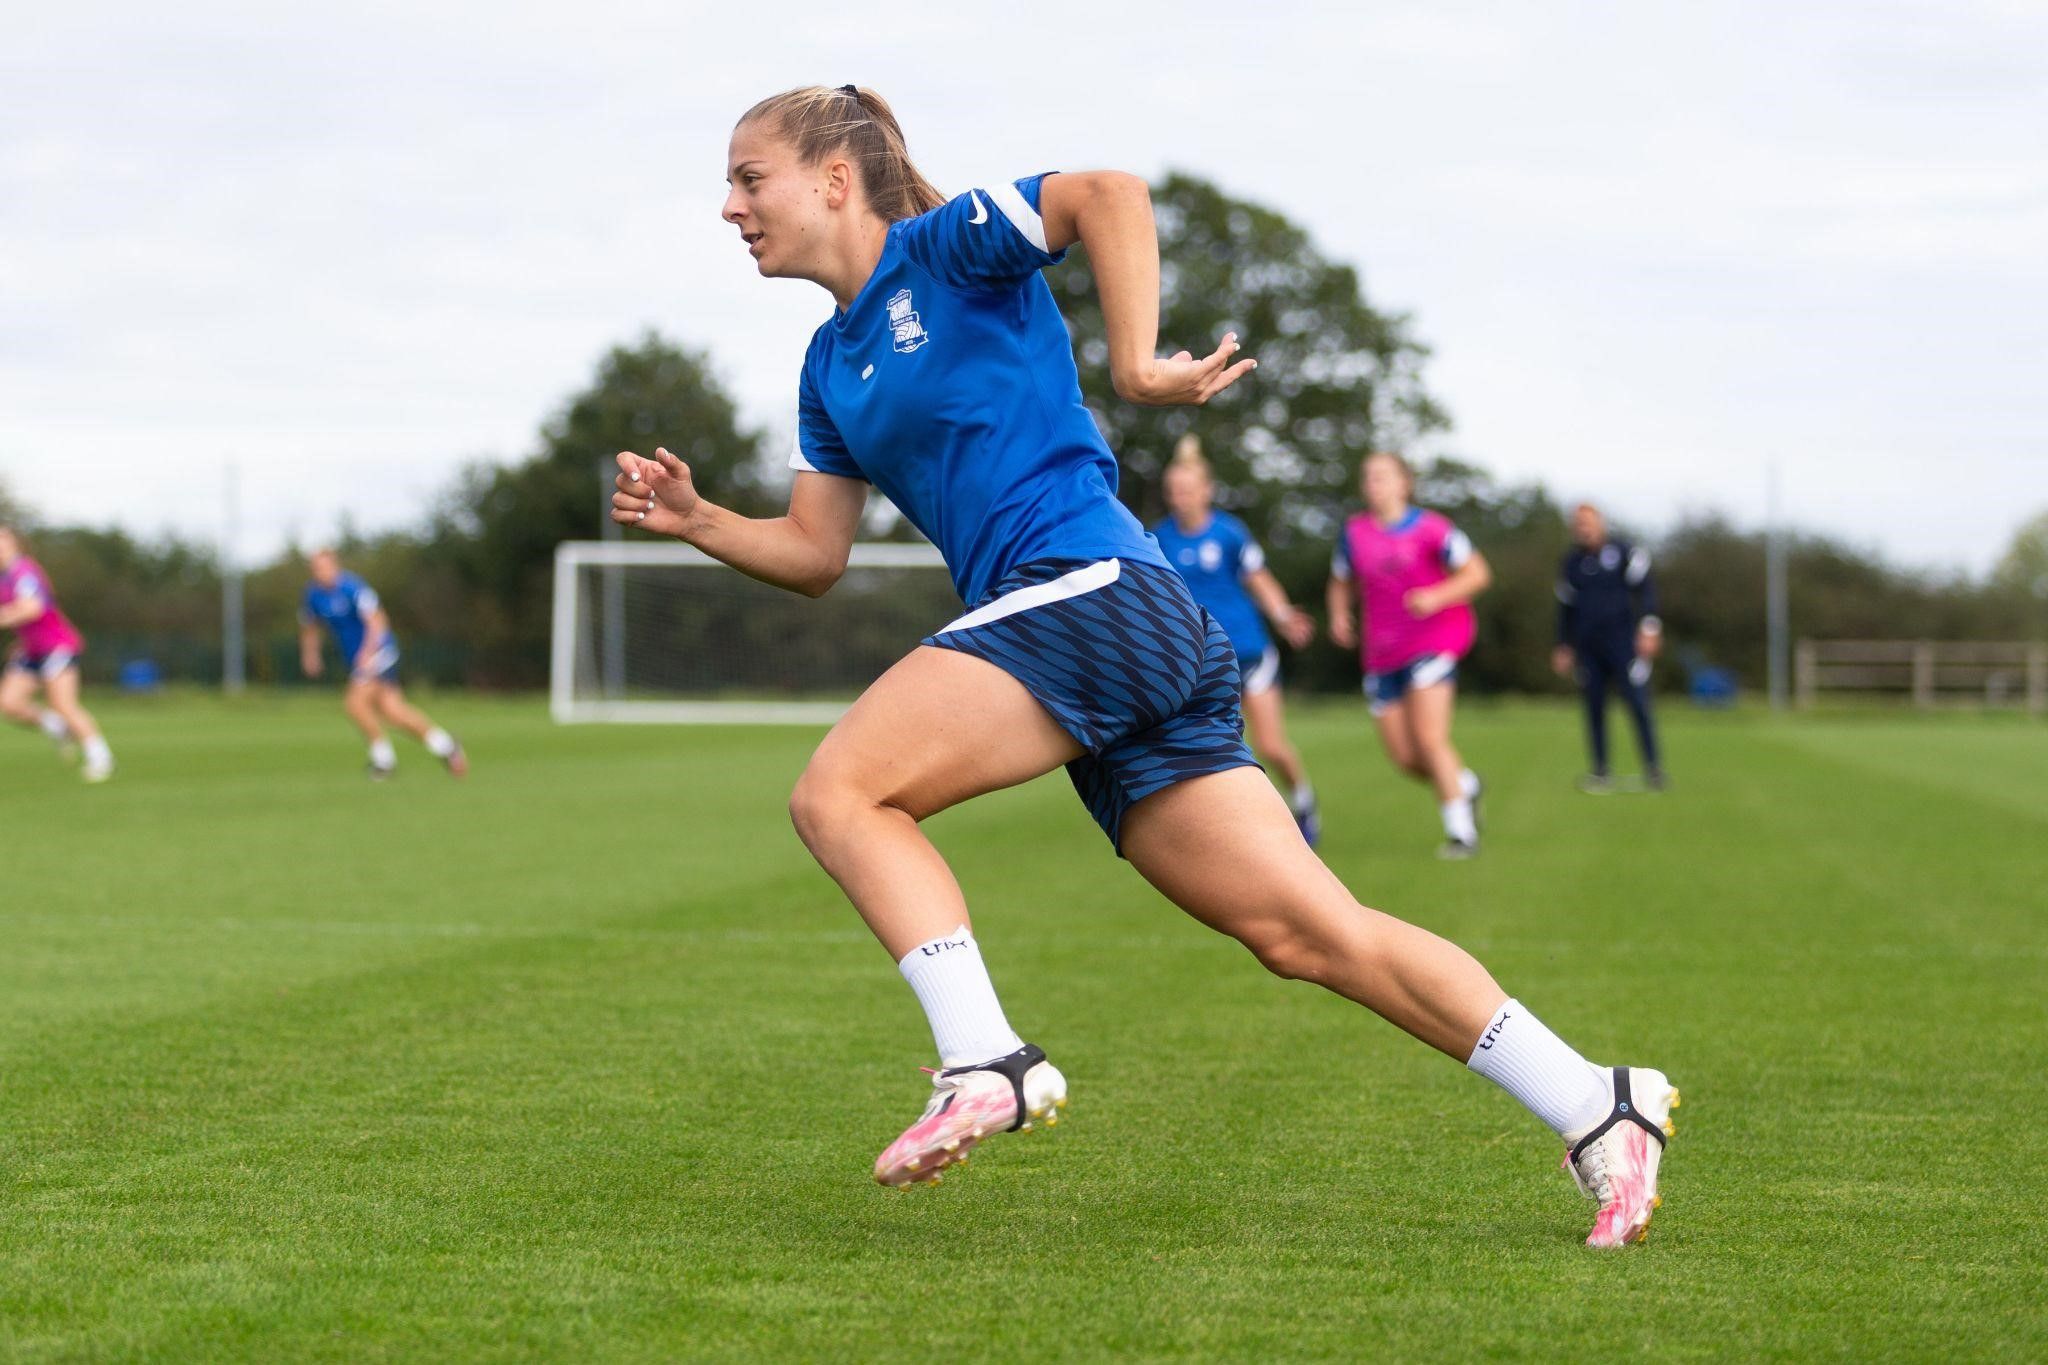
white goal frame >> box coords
[549,540,951,724]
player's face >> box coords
[723,123,832,280]
[308,552,340,587]
[1573,506,1606,547]
[1363,457,1409,517]
[0,529,16,566]
[1164,466,1212,519]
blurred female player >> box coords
[1151,435,1320,844]
[0,526,115,782]
[1327,453,1490,859]
[299,548,467,781]
[615,84,1676,1247]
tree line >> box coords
[6,174,2042,695]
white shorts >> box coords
[1242,645,1281,697]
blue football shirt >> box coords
[1151,511,1270,662]
[300,572,389,660]
[789,174,1168,606]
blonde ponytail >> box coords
[1170,433,1210,475]
[739,85,945,222]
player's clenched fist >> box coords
[612,448,700,538]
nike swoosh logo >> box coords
[967,191,988,225]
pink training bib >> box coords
[1,557,85,657]
[1335,508,1477,673]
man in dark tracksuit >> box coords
[1552,503,1665,791]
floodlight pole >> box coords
[223,461,246,694]
[598,458,626,699]
[1766,458,1788,711]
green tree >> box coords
[1052,172,1463,688]
[1054,172,1446,553]
[431,333,770,684]
[1994,509,2048,603]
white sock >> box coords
[368,738,397,770]
[897,925,1026,1068]
[82,735,112,766]
[1460,768,1480,800]
[1466,999,1610,1137]
[38,710,70,742]
[424,727,457,758]
[1441,797,1477,844]
[1289,782,1316,815]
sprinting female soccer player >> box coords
[299,548,467,781]
[0,526,115,782]
[1151,435,1320,844]
[617,84,1676,1247]
[1327,453,1490,859]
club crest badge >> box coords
[887,288,929,353]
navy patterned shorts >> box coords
[922,557,1259,852]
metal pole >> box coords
[599,458,626,700]
[223,461,246,694]
[1766,458,1788,711]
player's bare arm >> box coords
[354,609,394,676]
[299,621,325,679]
[1038,171,1256,407]
[1245,568,1314,649]
[1326,575,1356,650]
[613,450,866,598]
[1404,551,1493,618]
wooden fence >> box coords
[1794,640,2048,713]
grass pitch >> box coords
[2,693,2042,1361]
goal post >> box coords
[550,540,958,724]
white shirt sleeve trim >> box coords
[788,429,822,473]
[1241,541,1267,575]
[1442,528,1473,569]
[984,180,1050,254]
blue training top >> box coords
[789,174,1168,606]
[300,572,389,661]
[1151,510,1270,663]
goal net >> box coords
[550,541,959,723]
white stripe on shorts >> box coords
[933,559,1121,636]
[1410,652,1458,690]
[1242,644,1281,696]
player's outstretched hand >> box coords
[1329,615,1357,651]
[1278,607,1315,650]
[1115,332,1257,407]
[613,448,699,538]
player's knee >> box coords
[787,763,871,851]
[1236,920,1328,983]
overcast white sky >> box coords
[4,0,2044,574]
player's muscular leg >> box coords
[1243,686,1307,790]
[375,685,435,741]
[1372,705,1431,783]
[1407,683,1467,803]
[41,669,101,741]
[789,646,1084,959]
[343,680,387,741]
[1121,767,1503,1058]
[0,669,38,726]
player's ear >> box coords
[823,156,854,210]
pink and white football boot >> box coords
[874,1043,1068,1188]
[1563,1065,1680,1248]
